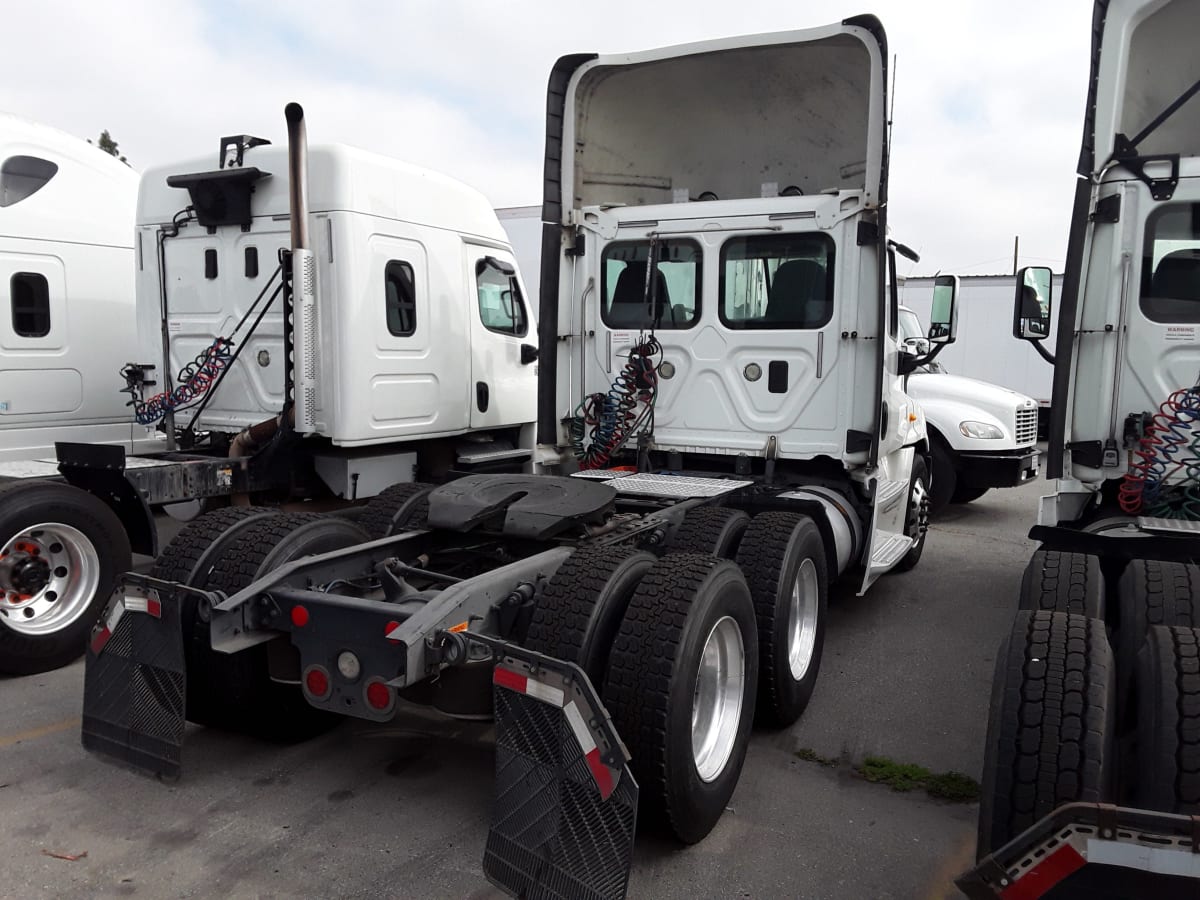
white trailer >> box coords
[0,114,158,463]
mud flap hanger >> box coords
[442,629,640,900]
[439,628,633,795]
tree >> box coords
[88,130,128,165]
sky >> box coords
[1,1,1096,277]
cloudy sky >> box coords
[2,1,1094,276]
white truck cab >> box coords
[898,304,1039,510]
[0,114,158,465]
[0,111,539,676]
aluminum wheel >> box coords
[787,558,821,681]
[0,523,101,636]
[691,614,746,783]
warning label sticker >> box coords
[1165,326,1196,342]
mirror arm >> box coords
[1030,340,1056,365]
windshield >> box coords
[898,308,924,341]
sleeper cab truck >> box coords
[82,19,958,900]
[962,2,1200,897]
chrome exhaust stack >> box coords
[284,102,318,434]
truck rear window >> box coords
[720,233,835,330]
[601,240,700,330]
[1140,203,1200,323]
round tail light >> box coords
[304,666,331,699]
[365,679,393,712]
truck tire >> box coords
[977,611,1115,858]
[357,482,435,538]
[735,512,827,727]
[667,507,751,558]
[0,480,133,676]
[929,433,957,514]
[1117,561,1200,707]
[1134,625,1200,813]
[895,454,931,572]
[1018,549,1104,619]
[524,545,655,684]
[150,506,278,587]
[951,485,989,504]
[602,553,758,844]
[184,513,370,740]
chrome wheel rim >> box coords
[691,615,746,783]
[787,559,820,681]
[0,523,100,636]
[909,475,929,544]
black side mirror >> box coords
[927,275,959,344]
[1013,266,1053,341]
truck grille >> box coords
[1015,407,1038,447]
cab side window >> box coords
[385,260,417,336]
[1140,203,1200,323]
[0,156,58,208]
[476,259,528,336]
[11,272,50,337]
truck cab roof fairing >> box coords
[555,19,889,216]
[1081,0,1200,175]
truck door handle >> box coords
[520,344,539,365]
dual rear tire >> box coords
[526,508,829,842]
[152,509,369,740]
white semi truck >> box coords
[81,20,956,899]
[0,114,158,463]
[0,113,537,675]
[0,115,165,674]
[898,304,1040,510]
[961,1,1200,897]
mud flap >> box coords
[81,576,187,779]
[482,647,638,900]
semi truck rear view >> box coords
[962,1,1200,897]
[80,19,957,898]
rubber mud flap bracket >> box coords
[477,636,638,900]
[81,574,190,780]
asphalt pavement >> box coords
[0,479,1041,899]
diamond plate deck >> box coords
[1138,516,1200,534]
[604,473,751,498]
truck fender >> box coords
[57,465,156,557]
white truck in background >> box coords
[0,110,537,675]
[0,114,158,462]
[962,1,1200,896]
[901,273,1059,415]
[502,207,1039,512]
[898,304,1039,510]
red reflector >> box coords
[305,668,329,698]
[493,666,527,694]
[291,605,309,627]
[366,681,392,710]
[1000,844,1086,900]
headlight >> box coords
[959,420,1004,440]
